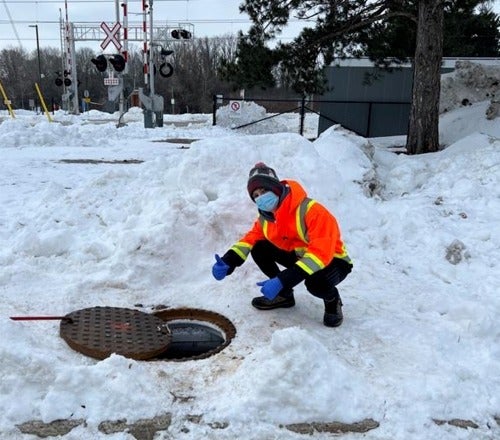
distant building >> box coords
[318,57,500,138]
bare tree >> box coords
[0,47,34,109]
[156,35,238,113]
[0,34,237,114]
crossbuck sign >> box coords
[100,22,122,51]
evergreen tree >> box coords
[443,1,500,56]
[219,31,278,91]
[229,0,498,154]
[359,0,500,63]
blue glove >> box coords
[212,254,230,281]
[256,277,283,300]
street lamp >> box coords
[28,24,42,84]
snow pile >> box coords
[440,60,500,113]
[216,100,290,134]
[0,101,499,439]
[206,327,379,424]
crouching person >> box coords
[212,162,352,327]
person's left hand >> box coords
[256,277,283,300]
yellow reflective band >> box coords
[297,253,325,274]
[296,198,316,243]
[337,243,348,257]
[335,244,352,264]
[296,260,314,275]
[304,252,325,270]
[262,220,269,239]
[230,241,252,261]
[296,205,305,242]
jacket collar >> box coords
[257,180,307,221]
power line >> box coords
[1,0,198,3]
[0,19,255,24]
[1,0,22,46]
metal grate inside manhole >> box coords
[158,322,224,359]
[152,308,236,361]
[60,306,171,360]
[59,307,236,361]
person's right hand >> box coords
[212,254,230,281]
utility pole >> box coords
[29,24,42,84]
[139,0,164,127]
[115,0,124,116]
[149,0,155,98]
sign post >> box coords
[100,21,125,117]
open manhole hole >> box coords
[60,307,236,362]
[152,308,236,361]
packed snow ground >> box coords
[0,101,499,440]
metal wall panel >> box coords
[318,65,414,137]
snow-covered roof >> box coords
[331,56,500,69]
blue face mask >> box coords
[255,191,279,212]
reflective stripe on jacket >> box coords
[230,180,351,275]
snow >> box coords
[0,93,499,440]
[440,60,500,113]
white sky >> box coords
[0,0,304,52]
[2,0,499,54]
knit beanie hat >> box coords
[247,162,283,200]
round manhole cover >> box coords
[60,306,171,360]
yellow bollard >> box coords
[35,83,53,122]
[0,80,16,118]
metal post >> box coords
[29,24,42,84]
[142,0,153,127]
[212,94,217,126]
[121,0,129,73]
[299,95,306,136]
[366,102,372,137]
[68,23,79,115]
[59,8,65,111]
[116,0,124,116]
[148,0,155,98]
[149,0,163,127]
[142,0,149,89]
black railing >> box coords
[212,94,411,138]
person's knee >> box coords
[251,240,271,261]
[304,276,329,298]
[251,240,268,252]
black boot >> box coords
[323,295,343,327]
[252,291,295,310]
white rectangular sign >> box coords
[104,77,120,86]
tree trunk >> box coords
[406,0,444,155]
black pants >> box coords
[250,240,352,301]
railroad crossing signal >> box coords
[171,28,192,39]
[100,22,122,51]
[91,54,108,72]
[109,54,126,72]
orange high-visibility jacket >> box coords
[230,180,351,275]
